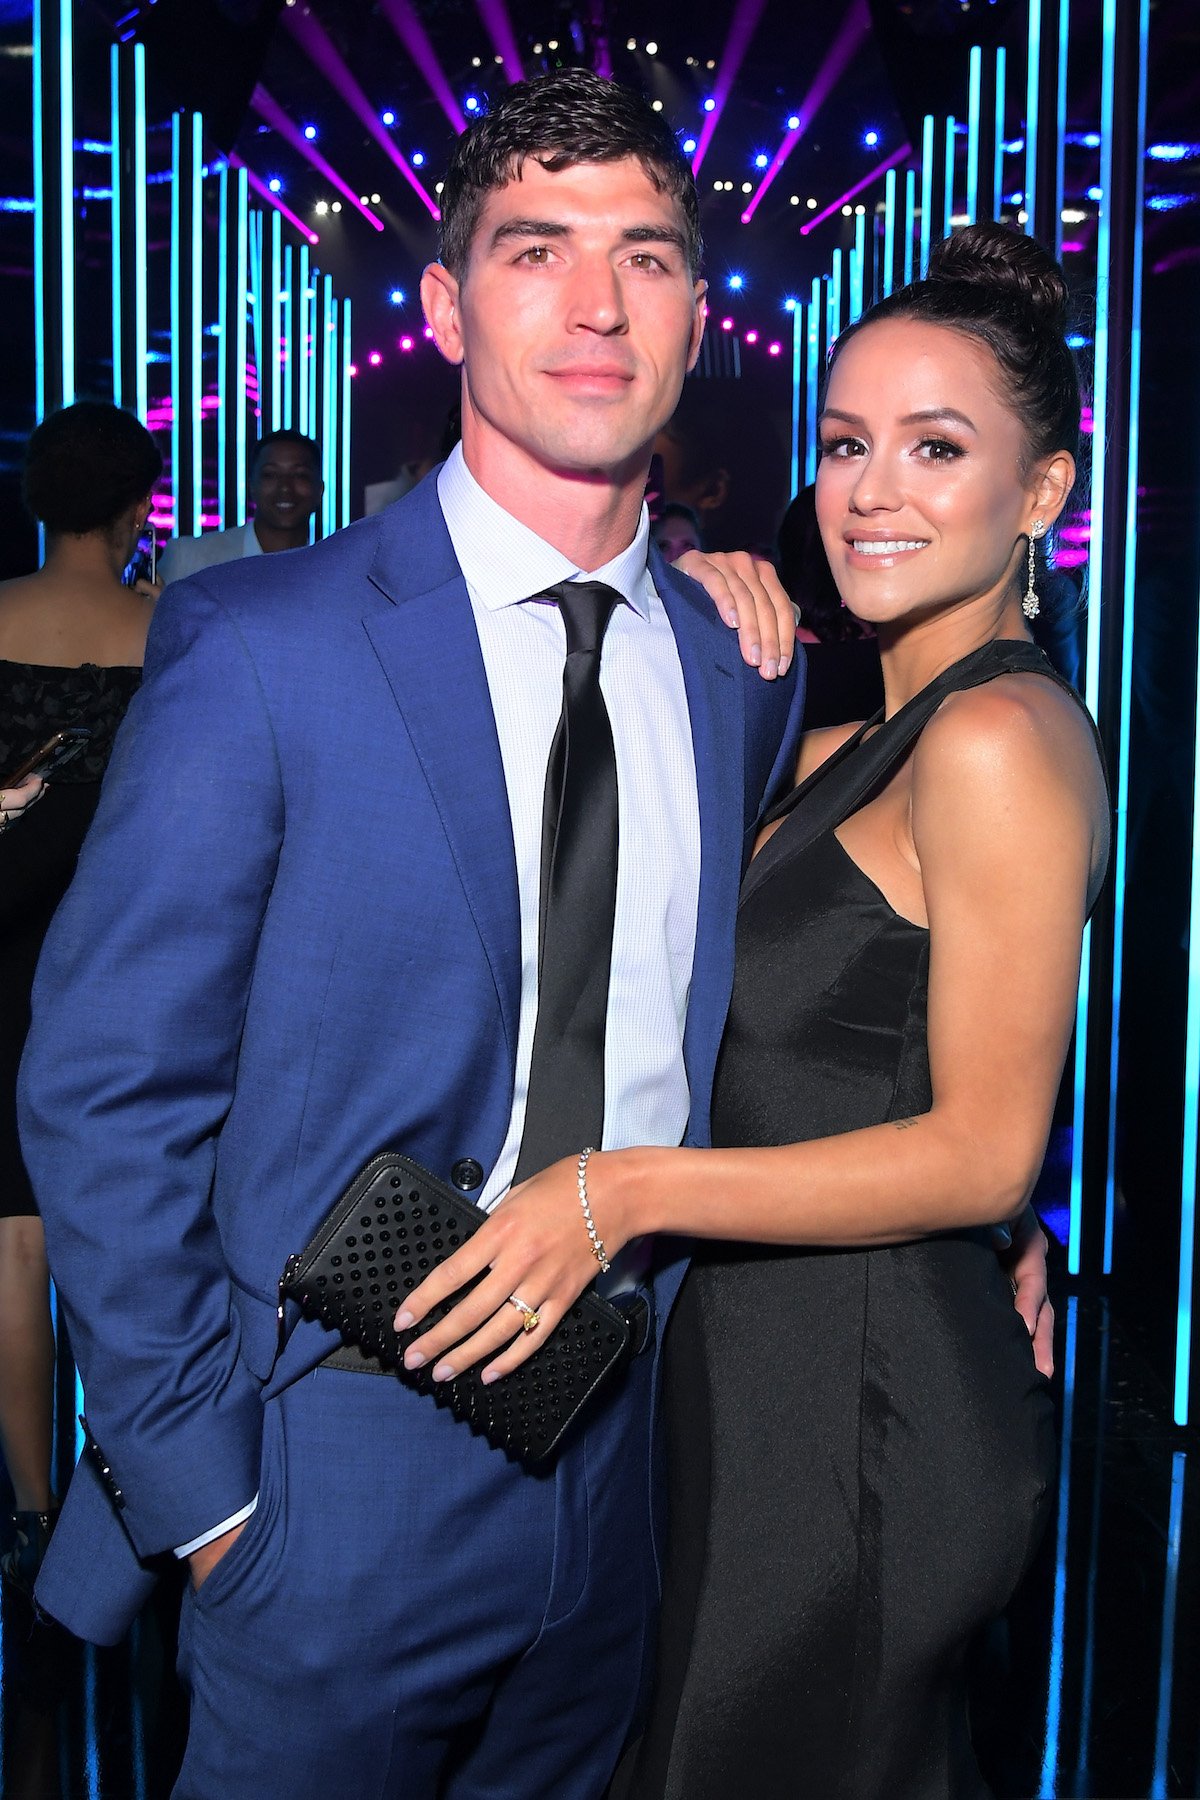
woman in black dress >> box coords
[398,223,1109,1798]
[0,402,161,1596]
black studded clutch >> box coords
[279,1152,633,1470]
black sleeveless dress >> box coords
[621,640,1087,1800]
[1,660,141,1217]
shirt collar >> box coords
[437,443,651,620]
[244,520,264,557]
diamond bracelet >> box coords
[577,1146,611,1273]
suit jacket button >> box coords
[451,1158,484,1191]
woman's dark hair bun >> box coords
[927,221,1070,334]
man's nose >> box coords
[566,259,629,333]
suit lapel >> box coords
[362,481,521,1061]
[653,551,745,1134]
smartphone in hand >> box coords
[4,726,93,787]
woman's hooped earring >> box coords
[1023,520,1046,620]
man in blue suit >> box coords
[19,71,803,1797]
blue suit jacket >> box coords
[19,474,804,1644]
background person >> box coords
[0,400,161,1600]
[651,501,704,565]
[157,429,323,584]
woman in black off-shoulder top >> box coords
[0,402,160,1599]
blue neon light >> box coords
[1177,593,1200,1420]
[60,0,74,405]
[218,165,228,528]
[849,208,865,322]
[883,166,896,298]
[1025,0,1041,239]
[1082,131,1101,148]
[170,111,181,533]
[994,48,1007,221]
[943,114,956,238]
[827,249,842,344]
[110,47,121,407]
[268,176,282,193]
[754,153,769,169]
[341,297,352,529]
[389,287,406,305]
[920,115,934,274]
[864,129,878,147]
[1147,142,1198,160]
[1150,1450,1187,1795]
[1104,0,1148,1279]
[235,168,248,524]
[465,96,480,112]
[903,167,916,285]
[789,300,802,498]
[0,195,35,212]
[1038,1293,1078,1796]
[191,111,203,537]
[727,273,744,290]
[282,241,293,431]
[804,277,820,486]
[966,46,981,223]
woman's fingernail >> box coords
[764,657,779,679]
[395,1310,414,1330]
[432,1361,455,1382]
[725,609,739,628]
[404,1348,426,1370]
[749,644,762,666]
[779,654,791,675]
[481,1367,500,1386]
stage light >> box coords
[721,317,734,330]
[645,41,658,55]
[864,129,879,146]
[268,176,282,193]
[1062,207,1087,222]
[807,196,816,207]
[369,350,382,364]
[331,200,342,212]
[435,181,444,193]
[787,114,800,130]
[412,151,425,166]
[626,38,637,50]
[1008,190,1023,204]
[472,55,481,66]
[683,137,697,154]
[304,124,317,139]
[652,101,664,112]
[370,192,380,204]
[703,98,716,112]
[728,273,744,289]
[741,181,752,193]
[382,110,396,126]
[315,200,328,215]
[790,194,799,205]
[768,341,781,355]
[533,43,543,54]
[1148,193,1190,210]
[783,296,798,310]
[841,203,852,215]
[465,95,480,111]
[745,330,758,344]
[399,335,413,350]
[349,363,358,375]
[754,153,769,169]
[707,59,715,69]
[712,178,723,190]
[1066,333,1089,348]
[389,288,405,304]
[1088,184,1103,199]
[423,325,434,338]
[548,39,558,49]
[360,194,368,205]
[1148,143,1195,160]
[1082,131,1100,147]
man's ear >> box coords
[686,281,708,374]
[422,262,464,366]
[691,466,731,517]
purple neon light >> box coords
[690,0,769,177]
[378,0,466,133]
[284,4,440,218]
[252,87,383,231]
[799,143,911,236]
[740,0,871,223]
[475,0,525,85]
[229,153,320,244]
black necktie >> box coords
[512,580,621,1184]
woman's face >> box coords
[815,316,1060,632]
[653,513,702,563]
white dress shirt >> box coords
[159,520,263,587]
[179,452,700,1555]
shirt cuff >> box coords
[173,1496,257,1559]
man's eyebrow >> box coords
[818,405,978,433]
[488,219,689,256]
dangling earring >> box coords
[1023,520,1045,620]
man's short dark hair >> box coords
[252,429,321,477]
[438,69,702,282]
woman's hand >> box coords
[0,774,46,833]
[1000,1204,1054,1378]
[394,1152,629,1385]
[675,549,799,680]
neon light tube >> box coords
[1177,588,1200,1421]
[171,112,181,533]
[110,47,121,408]
[341,297,352,528]
[800,143,910,237]
[904,168,916,284]
[883,167,896,297]
[271,210,282,432]
[789,301,802,497]
[1038,1292,1078,1795]
[283,243,294,431]
[920,115,934,273]
[298,245,310,437]
[133,44,147,423]
[1071,0,1116,1269]
[1150,1452,1186,1793]
[1025,0,1041,238]
[967,48,981,223]
[59,0,74,405]
[1105,0,1148,1276]
[994,48,1007,221]
[804,277,820,486]
[235,166,248,525]
[943,115,956,240]
[190,110,203,537]
[849,207,865,321]
[1054,0,1070,261]
[228,152,318,246]
[218,164,228,529]
[827,248,842,343]
[322,274,335,537]
[33,0,44,421]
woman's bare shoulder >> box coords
[795,719,866,783]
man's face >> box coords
[422,157,706,493]
[250,443,321,532]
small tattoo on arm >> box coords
[894,1117,919,1131]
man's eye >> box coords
[519,246,552,265]
[629,253,664,271]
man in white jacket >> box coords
[158,429,323,582]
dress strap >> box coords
[750,639,1093,886]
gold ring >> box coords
[508,1294,540,1333]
